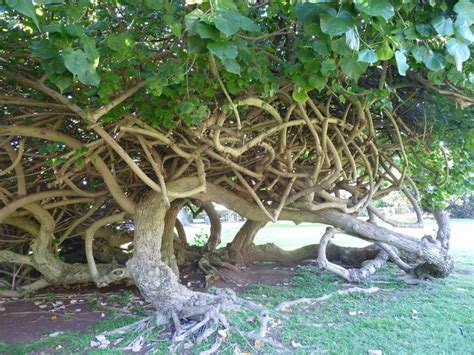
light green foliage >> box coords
[1,0,473,209]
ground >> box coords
[0,219,473,354]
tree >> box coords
[1,0,473,351]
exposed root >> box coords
[276,286,380,311]
[317,227,389,282]
[99,287,279,354]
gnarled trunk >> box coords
[227,219,266,264]
[127,193,212,314]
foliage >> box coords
[407,97,474,209]
[449,193,474,218]
[1,0,472,211]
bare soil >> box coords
[0,262,295,344]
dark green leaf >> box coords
[222,58,241,75]
[312,40,330,57]
[61,48,100,86]
[340,57,368,81]
[320,9,355,37]
[207,41,238,60]
[6,0,40,29]
[196,22,221,40]
[355,0,395,21]
[211,9,241,37]
[144,0,164,10]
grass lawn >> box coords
[1,220,473,354]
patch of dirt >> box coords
[0,262,296,345]
[0,296,104,344]
[180,262,297,291]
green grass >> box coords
[187,218,474,252]
[1,220,473,354]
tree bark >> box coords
[227,220,266,265]
[126,193,213,315]
[202,202,222,250]
[175,218,188,246]
[187,180,454,278]
[433,208,450,250]
[161,200,184,276]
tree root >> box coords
[99,287,282,354]
[276,286,380,311]
[316,227,390,282]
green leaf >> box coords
[292,88,309,103]
[358,49,378,64]
[171,23,182,37]
[196,22,221,40]
[410,45,428,63]
[345,28,360,51]
[42,23,64,34]
[185,9,204,33]
[446,38,470,71]
[6,0,40,29]
[187,35,207,54]
[207,41,238,60]
[340,57,368,81]
[65,24,85,38]
[320,9,355,37]
[321,58,336,76]
[49,73,72,93]
[61,48,100,86]
[376,41,393,60]
[30,40,57,59]
[454,20,474,43]
[331,37,352,56]
[423,50,446,71]
[431,16,454,36]
[240,16,259,32]
[82,38,99,66]
[454,0,474,26]
[144,0,164,10]
[355,0,395,21]
[308,74,327,91]
[415,23,435,37]
[394,50,409,76]
[222,58,241,75]
[211,9,241,37]
[312,40,330,57]
[106,33,134,52]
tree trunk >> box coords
[433,208,450,250]
[202,202,222,250]
[127,193,212,315]
[227,220,266,265]
[175,218,188,247]
[193,181,454,278]
[161,200,183,276]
